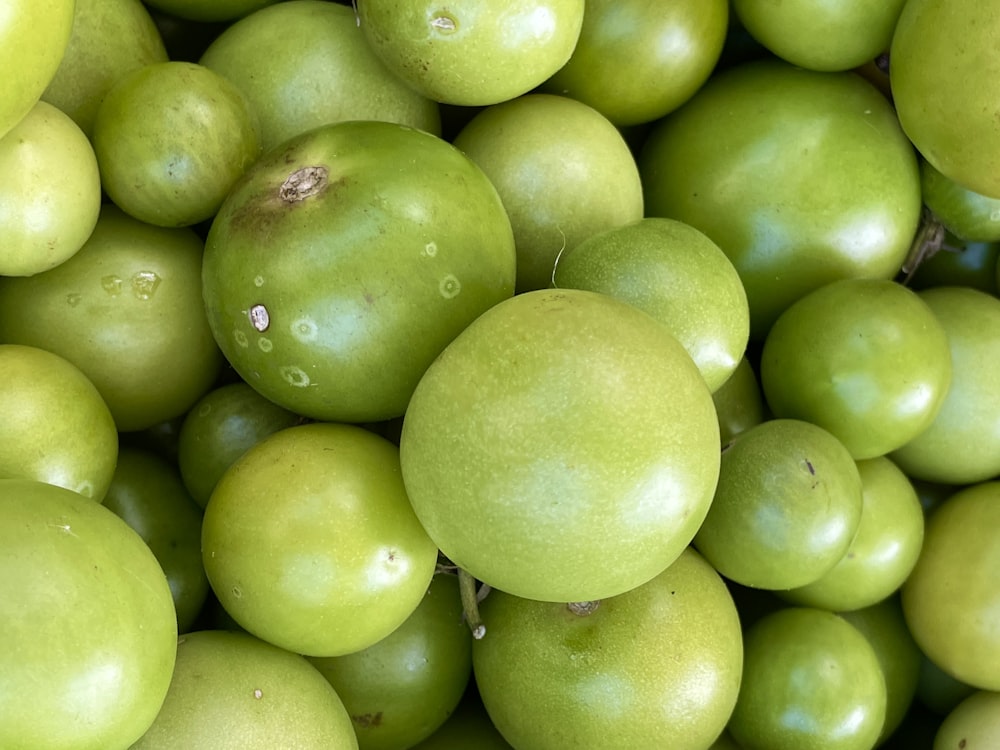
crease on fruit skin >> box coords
[279,165,328,202]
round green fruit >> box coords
[142,0,278,22]
[541,0,729,126]
[200,0,441,153]
[202,119,516,423]
[0,344,117,501]
[640,59,921,338]
[891,0,1000,198]
[891,286,1000,485]
[309,574,473,750]
[131,629,359,749]
[452,93,643,293]
[553,216,749,393]
[473,548,744,750]
[0,478,177,750]
[760,279,952,460]
[728,607,887,750]
[0,204,224,433]
[694,418,863,591]
[712,356,766,447]
[357,0,585,106]
[0,0,75,139]
[202,422,439,657]
[41,0,168,137]
[920,158,1000,243]
[400,288,720,603]
[902,481,1000,691]
[933,690,1000,750]
[102,446,209,633]
[779,456,924,612]
[92,60,261,227]
[0,100,101,277]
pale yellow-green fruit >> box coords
[0,101,101,277]
[892,286,1000,484]
[453,93,644,292]
[401,288,721,603]
[553,216,749,392]
[41,0,168,137]
[358,0,585,106]
[0,0,75,139]
[779,455,924,612]
[200,0,441,153]
[0,344,118,502]
[473,548,744,750]
[131,630,359,749]
[934,691,1000,750]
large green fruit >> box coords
[901,481,1000,691]
[891,0,1000,198]
[202,120,516,423]
[472,548,743,750]
[0,479,178,750]
[400,288,720,603]
[131,629,359,749]
[640,59,921,338]
[0,0,75,139]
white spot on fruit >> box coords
[291,317,318,342]
[423,241,438,257]
[257,337,273,353]
[131,271,160,300]
[430,11,457,33]
[233,329,249,348]
[280,366,310,387]
[249,304,270,332]
[253,688,263,700]
[439,274,461,299]
[254,275,265,287]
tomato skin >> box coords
[202,120,516,423]
[640,59,921,339]
[891,0,1000,199]
[0,0,75,139]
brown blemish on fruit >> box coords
[279,165,329,203]
[805,458,816,476]
[353,712,383,728]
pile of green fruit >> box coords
[2,0,999,748]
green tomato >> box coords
[907,231,1000,296]
[839,597,923,744]
[553,216,749,392]
[694,418,863,591]
[760,279,952,460]
[202,422,439,657]
[731,0,907,72]
[200,1,441,153]
[640,59,921,338]
[0,478,177,750]
[0,344,117,501]
[0,100,101,276]
[41,0,168,138]
[902,481,1000,691]
[891,0,1000,198]
[0,204,224,433]
[101,446,209,634]
[131,629,359,748]
[357,0,585,106]
[920,158,1000,243]
[177,382,300,509]
[309,574,473,750]
[202,119,516,423]
[473,548,744,750]
[712,356,767,447]
[934,691,1000,750]
[728,607,887,750]
[400,288,721,603]
[0,0,75,139]
[541,0,729,126]
[891,287,1000,484]
[779,456,925,613]
[143,0,279,22]
[452,93,643,293]
[92,60,261,227]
